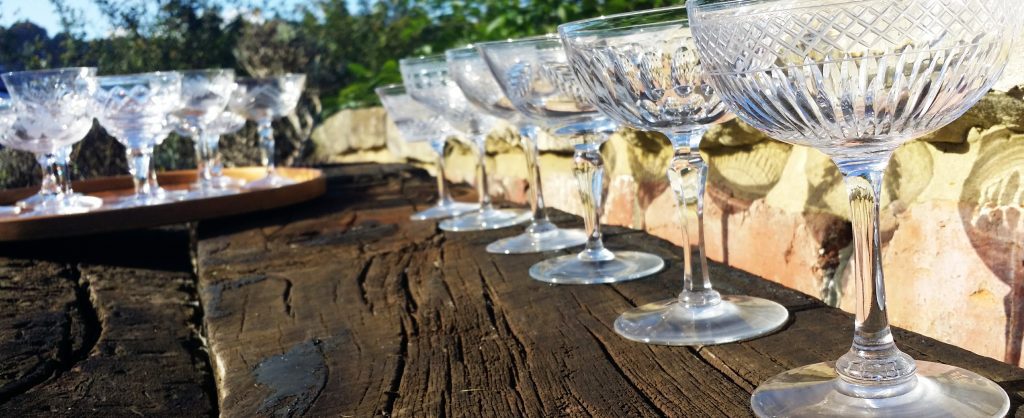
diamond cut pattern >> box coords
[695,0,1004,74]
[400,58,498,139]
[690,0,1015,155]
[563,25,733,132]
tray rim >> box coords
[0,167,326,241]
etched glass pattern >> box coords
[400,55,499,137]
[479,36,663,284]
[376,83,478,221]
[479,35,614,135]
[563,24,732,133]
[447,45,588,254]
[1,67,101,214]
[175,69,236,127]
[95,72,182,149]
[399,55,529,231]
[691,0,1017,164]
[232,74,306,121]
[445,46,519,122]
[377,87,452,143]
[1,67,97,155]
[690,0,1018,416]
[561,5,787,346]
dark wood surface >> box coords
[0,227,216,417]
[194,164,1024,418]
[2,163,1024,417]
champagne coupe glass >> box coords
[446,45,588,253]
[375,84,479,220]
[94,71,182,206]
[400,55,531,232]
[0,94,20,215]
[479,35,664,284]
[202,109,248,189]
[1,67,102,215]
[173,69,236,196]
[561,5,788,344]
[230,73,306,190]
[690,0,1018,415]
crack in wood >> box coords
[696,347,758,393]
[279,277,294,319]
[355,257,375,311]
[382,320,409,417]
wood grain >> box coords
[196,163,1024,417]
[0,227,216,416]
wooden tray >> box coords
[0,167,326,241]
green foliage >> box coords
[301,0,681,113]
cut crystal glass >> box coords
[230,73,306,190]
[1,67,102,215]
[689,0,1019,415]
[95,71,182,206]
[479,35,664,284]
[376,83,478,220]
[446,45,587,252]
[400,55,530,232]
[561,4,788,345]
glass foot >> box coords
[180,187,239,200]
[67,194,103,210]
[439,208,531,232]
[614,295,788,346]
[411,201,479,221]
[20,193,103,215]
[110,193,178,209]
[16,193,58,211]
[243,173,295,190]
[529,251,664,284]
[751,361,1009,418]
[486,227,588,254]
[208,175,246,189]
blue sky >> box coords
[0,0,348,39]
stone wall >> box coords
[310,89,1024,367]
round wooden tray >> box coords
[0,167,326,241]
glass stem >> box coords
[35,153,62,197]
[573,141,614,262]
[147,157,161,192]
[202,132,223,179]
[258,119,276,176]
[472,135,494,212]
[833,161,917,398]
[428,137,453,206]
[666,128,721,308]
[520,125,555,235]
[125,145,154,197]
[54,145,74,195]
[193,128,212,185]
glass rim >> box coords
[444,45,480,60]
[558,4,688,36]
[97,71,181,84]
[398,54,446,66]
[235,73,307,84]
[1,66,96,80]
[178,68,236,77]
[374,83,406,95]
[474,33,560,50]
[689,0,881,15]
